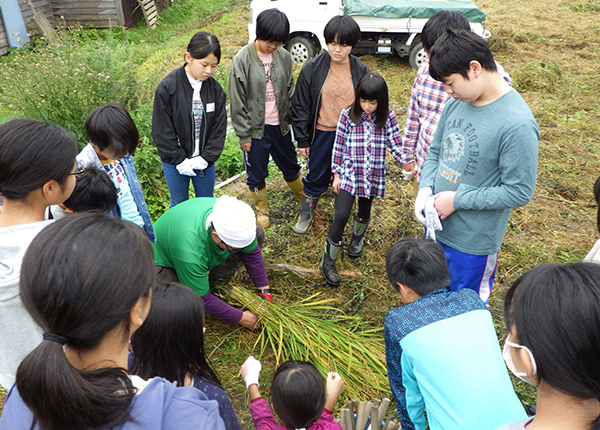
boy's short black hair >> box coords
[85,102,139,158]
[324,15,361,47]
[386,237,450,296]
[421,10,470,52]
[429,28,497,82]
[63,166,117,213]
[255,8,290,44]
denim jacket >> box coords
[77,143,156,243]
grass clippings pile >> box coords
[227,286,389,401]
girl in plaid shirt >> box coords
[321,73,403,286]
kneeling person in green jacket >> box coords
[153,196,271,329]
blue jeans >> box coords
[162,162,216,208]
[303,129,336,196]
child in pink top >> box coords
[241,357,344,430]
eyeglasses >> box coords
[68,164,85,178]
[266,41,282,49]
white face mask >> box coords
[502,336,538,383]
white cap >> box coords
[205,195,256,248]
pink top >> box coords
[257,52,279,126]
[249,397,342,430]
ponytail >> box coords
[17,342,135,430]
[17,213,154,430]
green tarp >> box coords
[344,0,486,23]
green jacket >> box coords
[228,42,294,144]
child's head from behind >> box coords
[350,72,389,129]
[17,213,154,429]
[428,28,496,83]
[0,118,77,201]
[130,283,220,387]
[270,361,326,430]
[324,15,361,47]
[85,103,139,160]
[421,10,470,53]
[255,8,290,44]
[386,237,450,299]
[62,166,117,214]
[504,262,600,400]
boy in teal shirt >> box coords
[415,29,539,304]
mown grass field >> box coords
[1,0,600,427]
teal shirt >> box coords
[153,198,257,296]
[419,89,539,255]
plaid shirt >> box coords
[400,59,512,182]
[332,107,403,199]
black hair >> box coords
[0,119,77,200]
[504,262,600,430]
[350,72,389,129]
[130,283,221,388]
[85,102,139,157]
[255,8,290,44]
[421,10,470,52]
[16,213,154,430]
[270,361,326,430]
[429,28,497,82]
[386,237,450,296]
[593,176,600,233]
[324,15,361,47]
[187,31,221,62]
[62,166,117,213]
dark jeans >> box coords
[328,189,372,243]
[303,129,336,196]
[162,162,216,208]
[244,125,300,190]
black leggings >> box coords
[328,189,372,243]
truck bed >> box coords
[344,0,486,23]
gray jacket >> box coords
[228,42,294,144]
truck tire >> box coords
[286,36,317,64]
[409,42,427,70]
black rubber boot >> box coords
[347,214,370,258]
[293,193,319,234]
[320,236,342,286]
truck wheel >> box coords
[409,42,427,70]
[286,36,317,64]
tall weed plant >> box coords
[0,27,141,146]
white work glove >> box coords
[176,158,196,176]
[424,195,442,241]
[190,155,208,171]
[414,186,432,224]
[241,356,262,388]
[401,169,414,182]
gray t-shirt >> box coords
[420,89,539,255]
[0,221,50,389]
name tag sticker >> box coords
[206,103,215,112]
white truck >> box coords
[248,0,490,69]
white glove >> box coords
[190,156,208,171]
[176,158,196,176]
[424,195,442,241]
[241,356,261,388]
[414,186,432,224]
[401,169,414,182]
